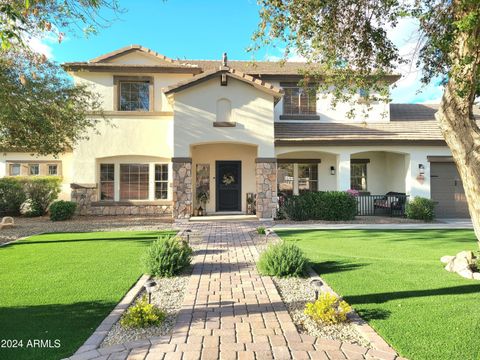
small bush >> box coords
[304,292,352,325]
[0,178,26,215]
[257,241,308,277]
[50,200,76,221]
[20,177,62,216]
[143,235,193,277]
[282,191,357,221]
[120,295,165,329]
[257,226,266,235]
[405,197,435,221]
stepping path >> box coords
[71,221,402,360]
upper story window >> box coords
[48,164,58,175]
[283,86,317,115]
[280,82,319,120]
[114,76,153,112]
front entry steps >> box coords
[189,214,258,222]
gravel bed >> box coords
[0,215,174,245]
[251,232,370,347]
[101,269,190,347]
[273,276,371,347]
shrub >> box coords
[50,200,76,221]
[257,226,266,235]
[21,177,62,216]
[0,178,26,215]
[304,292,352,325]
[257,241,308,277]
[120,295,165,329]
[282,191,357,221]
[143,235,193,277]
[405,197,435,221]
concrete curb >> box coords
[70,274,151,358]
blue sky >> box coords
[33,0,443,104]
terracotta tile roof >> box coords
[89,44,197,68]
[275,104,480,144]
[163,67,283,99]
[62,45,400,80]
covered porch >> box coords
[276,149,418,217]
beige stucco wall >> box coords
[71,116,173,184]
[173,77,276,158]
[191,143,257,214]
[276,145,453,198]
[0,152,73,200]
[271,80,390,123]
[71,71,193,112]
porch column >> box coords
[336,152,351,190]
[255,158,277,220]
[172,157,193,219]
[406,152,430,198]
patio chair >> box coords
[0,216,14,229]
[374,192,407,216]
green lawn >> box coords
[0,231,175,360]
[276,229,480,360]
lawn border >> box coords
[271,230,400,359]
[72,273,151,357]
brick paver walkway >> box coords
[71,222,401,360]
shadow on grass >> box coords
[310,260,368,275]
[0,300,117,360]
[355,308,392,321]
[346,284,480,305]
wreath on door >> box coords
[222,174,235,185]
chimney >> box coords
[222,52,228,67]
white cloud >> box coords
[263,47,306,62]
[26,35,55,59]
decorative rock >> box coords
[473,272,480,280]
[456,250,474,263]
[440,255,454,264]
[458,269,474,279]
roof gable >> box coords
[89,45,196,68]
[163,67,283,102]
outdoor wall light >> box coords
[144,280,157,304]
[310,279,323,299]
[330,166,335,175]
[419,164,425,176]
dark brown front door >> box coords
[216,161,241,212]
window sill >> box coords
[213,122,237,127]
[92,200,172,207]
[279,114,320,120]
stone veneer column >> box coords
[255,158,277,219]
[70,183,98,215]
[172,158,193,219]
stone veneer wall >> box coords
[255,160,277,219]
[172,159,193,219]
[71,183,98,215]
[71,183,172,216]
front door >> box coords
[216,161,241,212]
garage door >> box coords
[430,162,469,218]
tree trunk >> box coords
[435,1,480,243]
[436,88,480,243]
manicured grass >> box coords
[276,229,480,360]
[0,231,175,360]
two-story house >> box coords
[1,45,473,219]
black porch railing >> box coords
[356,193,409,217]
